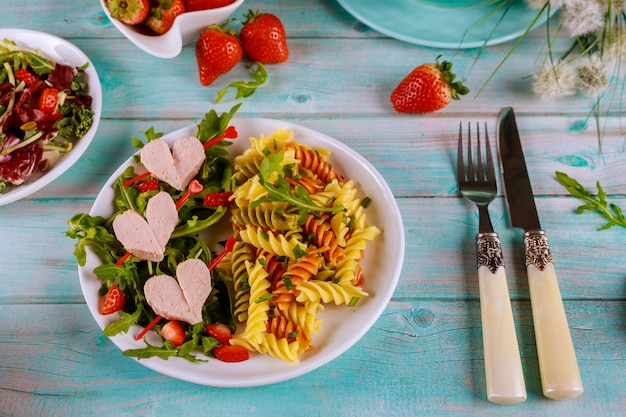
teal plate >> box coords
[336,0,556,49]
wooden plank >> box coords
[0,301,623,416]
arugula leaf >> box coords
[196,103,242,142]
[103,307,142,337]
[65,213,121,266]
[170,206,228,238]
[252,152,344,222]
[122,340,205,363]
[555,171,626,230]
[215,62,268,104]
[131,126,164,150]
[201,336,219,356]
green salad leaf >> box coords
[252,151,344,224]
[555,171,626,230]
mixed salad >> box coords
[0,38,94,192]
[67,105,241,363]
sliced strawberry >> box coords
[186,0,234,12]
[203,191,233,207]
[105,0,150,25]
[213,345,249,362]
[14,68,38,86]
[100,284,126,315]
[37,87,59,114]
[204,323,233,345]
[137,178,160,192]
[161,320,186,346]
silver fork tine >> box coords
[457,122,464,184]
[475,122,483,182]
[484,122,496,184]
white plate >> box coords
[336,0,556,49]
[100,0,245,59]
[79,118,405,387]
[0,29,102,206]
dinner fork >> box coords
[457,122,527,405]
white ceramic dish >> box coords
[337,0,556,49]
[79,118,405,387]
[0,28,102,206]
[100,0,245,59]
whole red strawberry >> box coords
[105,0,150,25]
[390,56,469,114]
[195,25,243,86]
[186,0,234,12]
[240,10,289,64]
[145,0,186,35]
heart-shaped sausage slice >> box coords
[112,191,178,262]
[144,258,213,324]
[140,136,206,191]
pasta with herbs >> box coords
[224,128,380,362]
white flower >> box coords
[532,62,578,98]
[559,0,606,37]
[576,55,609,96]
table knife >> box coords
[497,107,583,400]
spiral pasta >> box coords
[231,203,300,231]
[239,225,306,259]
[223,128,380,362]
[231,240,254,322]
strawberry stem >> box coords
[135,315,162,341]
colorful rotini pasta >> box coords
[222,127,380,362]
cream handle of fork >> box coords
[477,233,526,405]
[524,231,583,400]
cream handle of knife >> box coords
[477,233,526,405]
[525,231,583,400]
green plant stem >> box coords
[474,1,549,97]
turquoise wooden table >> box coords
[1,0,625,416]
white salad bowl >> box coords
[0,29,102,206]
[99,0,245,59]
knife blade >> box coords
[497,107,583,401]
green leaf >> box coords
[253,152,344,216]
[215,62,268,103]
[170,206,228,238]
[555,171,626,230]
[201,336,219,356]
[196,103,242,142]
[103,308,142,337]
